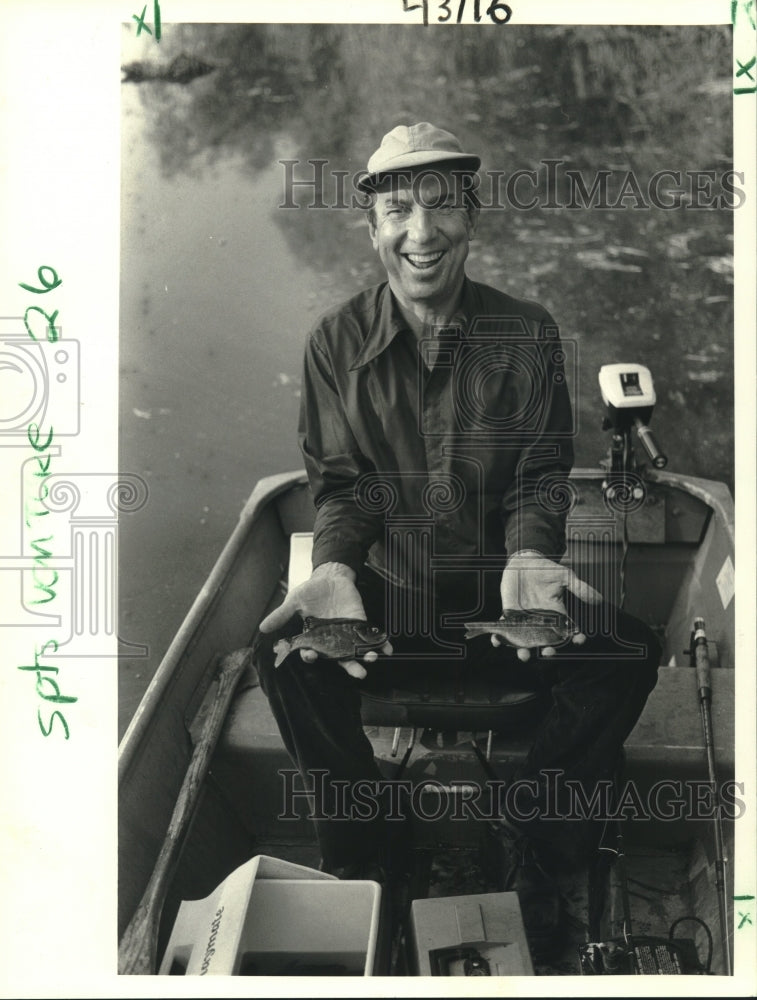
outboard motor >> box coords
[598,364,667,505]
[599,363,667,469]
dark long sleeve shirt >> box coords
[298,278,575,591]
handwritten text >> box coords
[402,0,512,26]
[16,265,77,738]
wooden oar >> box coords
[118,646,252,975]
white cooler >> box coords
[158,854,382,976]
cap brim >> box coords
[355,153,481,193]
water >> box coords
[119,94,335,732]
[118,24,734,737]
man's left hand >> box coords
[498,549,602,661]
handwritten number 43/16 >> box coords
[403,0,512,25]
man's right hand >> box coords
[258,561,392,678]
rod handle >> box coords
[634,417,667,468]
[693,617,711,698]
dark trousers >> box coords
[255,565,660,870]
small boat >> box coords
[118,414,737,977]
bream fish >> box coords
[464,609,577,649]
[273,617,388,668]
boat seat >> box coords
[286,533,546,734]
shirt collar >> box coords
[348,278,478,371]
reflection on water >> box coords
[119,92,332,732]
[119,23,734,735]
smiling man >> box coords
[367,166,476,324]
[256,123,660,956]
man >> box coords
[256,123,659,947]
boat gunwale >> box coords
[118,469,308,782]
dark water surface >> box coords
[120,95,322,732]
[119,24,734,737]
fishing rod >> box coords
[691,617,732,975]
[583,622,733,976]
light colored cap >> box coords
[356,122,481,193]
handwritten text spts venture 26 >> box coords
[16,266,77,739]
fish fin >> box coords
[273,639,289,668]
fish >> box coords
[464,609,577,649]
[273,617,389,668]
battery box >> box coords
[578,936,705,975]
[409,892,534,976]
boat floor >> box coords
[249,834,712,976]
[190,673,731,976]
